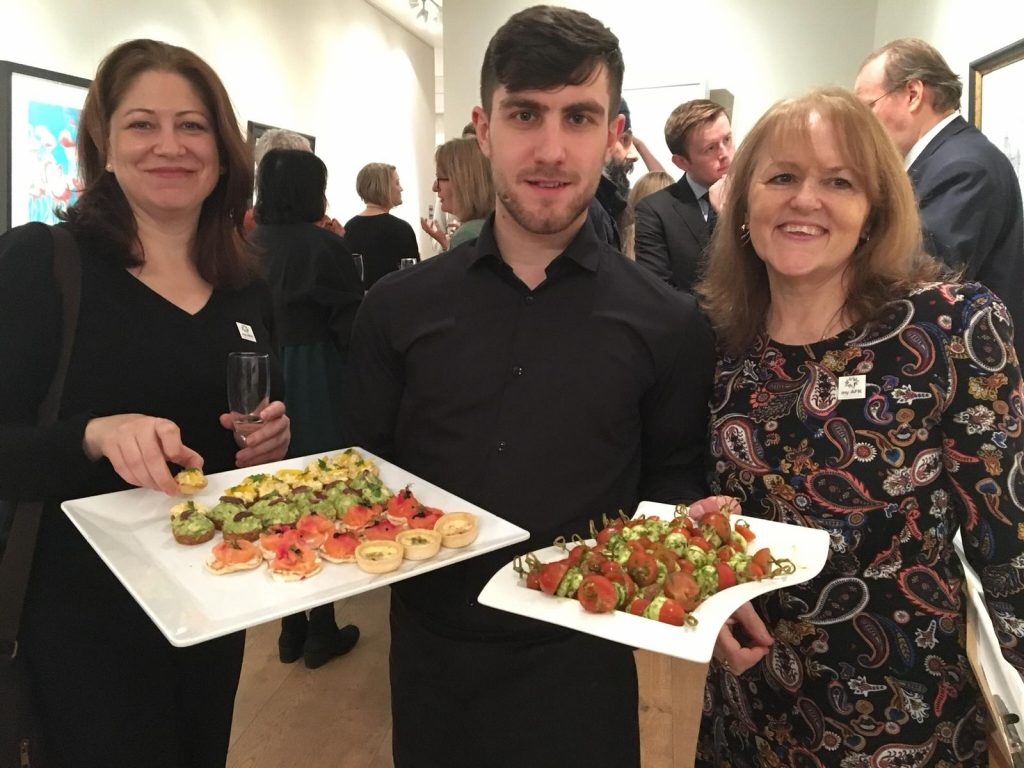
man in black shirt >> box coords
[345,6,716,766]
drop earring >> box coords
[740,222,751,245]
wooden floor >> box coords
[227,588,709,768]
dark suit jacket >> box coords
[633,176,709,292]
[909,115,1024,356]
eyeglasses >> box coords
[868,83,904,109]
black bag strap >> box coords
[0,225,81,660]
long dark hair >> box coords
[254,149,327,225]
[61,39,256,288]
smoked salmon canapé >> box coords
[297,512,336,548]
[267,542,323,582]
[205,539,262,575]
[320,531,361,563]
[259,525,301,560]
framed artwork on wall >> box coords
[969,37,1024,180]
[0,61,90,233]
[246,120,316,203]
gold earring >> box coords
[740,222,751,244]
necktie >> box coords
[703,192,718,235]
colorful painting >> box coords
[1,62,90,232]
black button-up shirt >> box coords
[344,215,715,636]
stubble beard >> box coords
[494,174,595,236]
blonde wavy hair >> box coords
[697,86,939,355]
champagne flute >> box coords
[352,252,365,285]
[227,351,269,446]
[399,257,417,270]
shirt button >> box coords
[512,365,524,377]
[497,441,507,453]
[524,295,535,305]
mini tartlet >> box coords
[355,540,404,574]
[435,512,479,548]
[395,529,442,561]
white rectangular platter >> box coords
[479,500,830,663]
[62,448,529,647]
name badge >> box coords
[837,375,866,400]
[236,322,256,343]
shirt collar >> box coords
[468,211,602,274]
[685,173,709,202]
[904,112,958,169]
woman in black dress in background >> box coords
[343,162,419,288]
[251,148,361,669]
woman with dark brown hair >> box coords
[0,39,290,766]
[694,87,1024,767]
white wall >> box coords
[0,0,437,253]
[874,0,1024,115]
[443,0,879,150]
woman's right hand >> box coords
[420,217,449,249]
[83,414,203,496]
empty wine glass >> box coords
[352,252,365,284]
[227,352,269,446]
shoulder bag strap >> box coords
[0,224,82,659]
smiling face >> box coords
[473,64,620,238]
[106,69,220,223]
[747,115,871,291]
[675,112,733,188]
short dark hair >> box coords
[863,38,962,113]
[664,99,726,159]
[479,5,623,119]
[254,149,327,225]
[63,39,255,288]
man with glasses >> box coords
[855,38,1024,358]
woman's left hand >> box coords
[713,602,773,676]
[218,400,290,467]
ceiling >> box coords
[363,0,443,49]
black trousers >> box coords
[390,593,641,768]
[20,515,243,768]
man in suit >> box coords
[855,38,1024,358]
[634,99,733,291]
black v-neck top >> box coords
[0,222,283,503]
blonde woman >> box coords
[420,137,495,250]
[344,162,418,288]
[622,170,673,259]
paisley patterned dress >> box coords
[697,283,1024,768]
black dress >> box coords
[252,223,362,456]
[0,223,282,768]
[342,212,418,289]
[699,283,1024,767]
